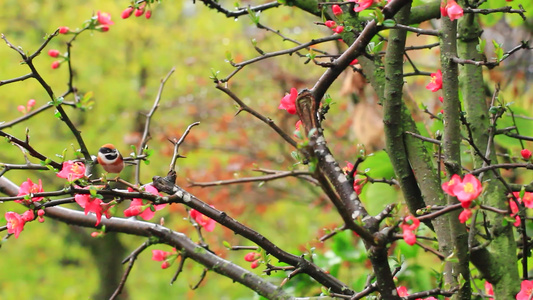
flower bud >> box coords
[333,26,344,34]
[58,27,69,34]
[121,7,134,19]
[521,149,532,160]
[332,5,343,16]
[48,49,60,57]
[325,20,336,28]
[134,8,145,17]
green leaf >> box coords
[290,151,300,161]
[321,287,331,296]
[144,148,154,157]
[209,69,220,80]
[222,241,232,249]
[476,38,486,54]
[382,19,396,27]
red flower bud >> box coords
[332,5,343,16]
[521,149,532,160]
[161,261,171,269]
[250,260,260,269]
[58,27,69,34]
[121,7,134,19]
[325,20,336,28]
[244,252,259,262]
[48,49,60,58]
[134,8,145,17]
[51,61,60,69]
[333,25,344,34]
[145,10,152,19]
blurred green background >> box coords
[0,0,532,299]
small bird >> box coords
[97,144,124,174]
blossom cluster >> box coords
[51,11,115,69]
[442,174,482,223]
[5,156,220,239]
[121,3,152,19]
[244,252,261,269]
[151,248,178,269]
[400,216,420,246]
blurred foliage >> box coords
[0,0,532,299]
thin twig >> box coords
[110,240,151,300]
[188,170,314,187]
[135,67,176,184]
[168,122,200,173]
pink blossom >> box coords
[426,70,442,92]
[17,178,44,204]
[278,88,298,115]
[396,286,409,297]
[484,281,494,296]
[509,199,521,227]
[517,280,533,300]
[190,208,216,232]
[343,162,355,174]
[57,161,86,181]
[451,174,482,206]
[513,192,533,209]
[21,210,35,222]
[96,11,114,26]
[402,215,420,231]
[124,184,166,220]
[5,212,26,238]
[445,0,463,21]
[352,0,373,12]
[74,194,109,226]
[442,174,482,208]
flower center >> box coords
[464,183,474,193]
